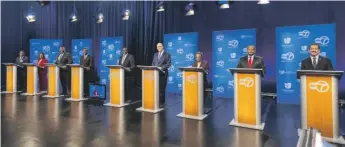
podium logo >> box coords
[168,42,172,47]
[281,52,294,61]
[284,82,292,89]
[168,65,175,72]
[216,34,224,41]
[284,37,292,44]
[185,53,194,61]
[298,30,310,38]
[216,86,224,93]
[144,73,154,80]
[111,71,120,78]
[228,80,234,88]
[230,53,236,59]
[228,40,239,48]
[309,81,330,93]
[177,48,183,54]
[314,36,330,45]
[108,44,114,51]
[239,77,254,88]
[186,75,197,84]
[218,47,222,52]
[102,40,107,46]
[43,45,50,52]
[216,60,224,68]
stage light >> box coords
[122,10,130,20]
[26,7,36,23]
[36,1,50,7]
[219,3,229,9]
[96,13,104,23]
[70,6,78,23]
[156,2,165,12]
[258,0,270,4]
[185,2,195,16]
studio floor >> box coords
[1,93,345,147]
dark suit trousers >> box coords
[159,72,168,104]
[17,68,26,91]
[83,71,91,96]
[124,76,135,101]
[59,70,70,95]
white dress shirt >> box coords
[121,54,127,64]
[197,62,201,68]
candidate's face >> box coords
[309,45,320,56]
[247,46,256,56]
[157,43,164,52]
[59,47,65,53]
[19,51,24,56]
[122,48,128,55]
[196,54,202,62]
[39,54,44,59]
[83,49,88,55]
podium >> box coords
[136,65,164,113]
[104,65,129,107]
[2,63,19,93]
[177,67,209,120]
[22,63,41,96]
[229,68,265,130]
[65,64,87,101]
[297,70,345,144]
[42,64,61,98]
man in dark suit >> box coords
[152,43,171,107]
[237,45,266,74]
[15,50,29,91]
[118,47,136,102]
[301,43,334,70]
[55,46,72,96]
[80,48,93,96]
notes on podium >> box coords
[42,64,61,98]
[21,63,42,96]
[136,65,164,113]
[2,63,19,93]
[65,64,87,101]
[297,70,345,144]
[229,68,265,130]
[104,65,130,107]
[177,67,209,120]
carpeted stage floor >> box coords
[1,93,344,147]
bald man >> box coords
[55,46,72,96]
[236,45,266,74]
[152,43,171,107]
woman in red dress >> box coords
[37,53,48,91]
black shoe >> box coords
[159,104,164,108]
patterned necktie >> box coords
[312,57,317,68]
[248,56,252,68]
[158,52,162,59]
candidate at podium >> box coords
[236,45,266,73]
[192,51,209,85]
[152,43,171,107]
[300,43,334,71]
[37,53,48,91]
[55,46,72,96]
[15,50,28,91]
[80,48,93,96]
[118,47,136,102]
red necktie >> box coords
[248,56,252,68]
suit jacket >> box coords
[118,54,135,71]
[237,55,266,74]
[192,61,209,73]
[300,56,334,70]
[152,51,171,73]
[55,52,72,71]
[15,56,29,68]
[80,55,93,70]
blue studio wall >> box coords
[2,1,345,102]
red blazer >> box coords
[37,58,48,73]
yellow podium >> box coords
[136,65,164,113]
[229,68,265,130]
[104,65,130,107]
[65,64,87,101]
[177,67,209,120]
[42,64,61,98]
[297,70,345,144]
[2,63,19,93]
[22,63,42,96]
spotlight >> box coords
[185,2,195,16]
[70,7,78,23]
[26,7,36,23]
[36,1,50,7]
[258,0,270,4]
[122,10,130,20]
[96,13,104,24]
[156,2,164,12]
[219,3,229,9]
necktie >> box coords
[158,52,162,59]
[20,56,23,62]
[121,55,126,65]
[59,54,63,61]
[248,56,252,68]
[312,57,317,68]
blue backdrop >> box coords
[29,39,62,64]
[212,29,256,98]
[99,37,123,86]
[276,23,336,104]
[164,32,198,93]
[71,39,92,64]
